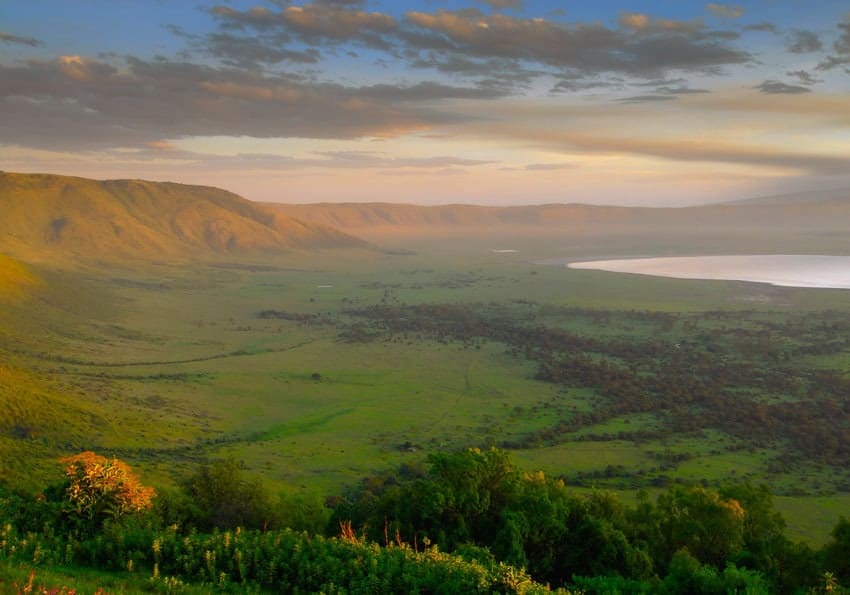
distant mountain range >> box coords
[722,188,850,206]
[265,187,850,236]
[2,171,848,265]
[0,172,368,264]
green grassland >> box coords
[3,239,850,545]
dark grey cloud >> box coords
[206,4,751,85]
[205,32,320,67]
[354,80,510,101]
[617,94,677,103]
[209,5,281,31]
[211,3,396,48]
[0,32,43,47]
[403,10,751,77]
[409,54,541,87]
[787,29,823,54]
[203,3,401,67]
[169,20,320,69]
[0,55,480,150]
[655,85,710,94]
[755,80,811,94]
[817,15,850,70]
[786,70,820,85]
[634,77,686,86]
[550,78,621,93]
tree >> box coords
[60,451,155,528]
[653,486,745,570]
[720,482,792,588]
[822,517,850,585]
[180,459,279,530]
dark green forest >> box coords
[2,448,849,593]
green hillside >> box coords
[0,254,42,301]
[0,172,369,264]
[0,363,111,489]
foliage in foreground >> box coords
[334,448,846,593]
[2,449,850,593]
[0,521,558,594]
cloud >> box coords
[787,29,823,53]
[476,0,523,9]
[617,94,678,103]
[356,81,510,101]
[281,4,396,41]
[56,55,117,81]
[379,166,469,177]
[204,33,321,67]
[0,55,487,150]
[0,32,43,47]
[624,78,710,96]
[165,24,320,69]
[17,143,494,174]
[456,89,850,177]
[211,3,396,48]
[634,77,686,86]
[550,78,621,93]
[755,80,812,94]
[655,86,710,94]
[211,4,750,78]
[403,10,750,77]
[706,4,743,19]
[524,162,575,170]
[312,151,493,168]
[410,54,540,86]
[528,131,850,175]
[786,70,820,85]
[817,14,850,70]
[200,4,750,93]
[619,13,651,30]
[145,140,177,151]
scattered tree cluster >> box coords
[342,302,850,481]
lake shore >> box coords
[540,254,850,290]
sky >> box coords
[1,1,849,206]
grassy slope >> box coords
[0,171,368,265]
[0,262,108,489]
[0,254,42,302]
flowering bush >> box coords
[60,452,155,524]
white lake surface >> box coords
[565,255,850,289]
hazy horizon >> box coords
[2,1,849,206]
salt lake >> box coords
[562,255,850,289]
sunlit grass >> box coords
[3,242,850,544]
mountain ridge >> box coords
[0,172,370,264]
[263,191,850,235]
[721,188,850,207]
